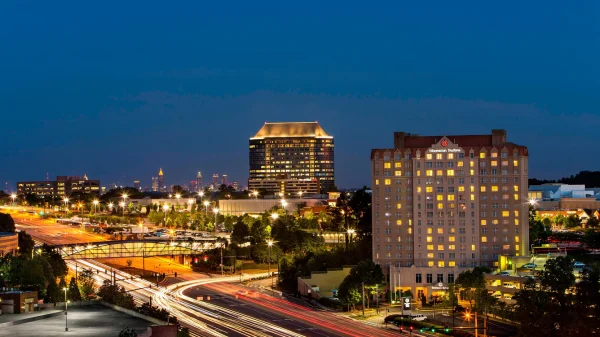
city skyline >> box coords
[1,2,598,190]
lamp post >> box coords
[163,204,170,226]
[188,199,194,212]
[347,229,355,249]
[63,198,69,213]
[108,202,114,213]
[119,201,126,217]
[122,193,128,216]
[271,213,279,221]
[267,240,274,293]
[204,201,209,216]
[280,199,288,215]
[93,199,99,213]
[213,208,219,233]
[252,191,259,199]
[10,194,17,207]
[298,191,303,198]
[175,194,181,210]
[63,287,68,331]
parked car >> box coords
[521,263,537,269]
[498,271,511,276]
[411,314,427,321]
[573,261,586,268]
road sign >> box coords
[403,297,412,311]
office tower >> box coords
[151,177,159,192]
[249,121,334,196]
[233,181,239,191]
[17,175,101,197]
[158,168,165,192]
[371,130,529,284]
[133,180,140,190]
[189,180,198,192]
[196,171,203,191]
[222,174,228,185]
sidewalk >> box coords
[0,309,63,327]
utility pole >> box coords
[220,243,223,275]
[475,311,478,337]
[361,281,365,317]
[375,284,379,314]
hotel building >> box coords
[249,122,334,195]
[371,130,529,300]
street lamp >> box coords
[347,228,355,247]
[63,198,69,213]
[175,194,181,209]
[108,202,114,211]
[271,213,279,221]
[298,191,303,198]
[252,191,259,199]
[267,240,274,291]
[119,201,126,216]
[93,199,99,213]
[122,194,128,216]
[63,287,68,331]
[204,201,209,216]
[280,199,287,214]
[213,208,219,233]
[10,194,16,206]
[188,199,194,211]
[163,204,170,225]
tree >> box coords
[339,260,385,309]
[126,259,133,268]
[98,280,136,309]
[58,276,67,291]
[119,327,138,337]
[231,221,250,245]
[18,257,46,292]
[0,213,15,232]
[455,266,491,312]
[68,276,82,302]
[564,215,582,229]
[586,216,600,228]
[44,278,61,303]
[41,244,68,277]
[338,278,361,311]
[78,268,96,299]
[17,231,35,258]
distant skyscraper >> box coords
[151,177,159,192]
[249,121,335,195]
[222,174,228,185]
[133,180,140,190]
[189,180,197,192]
[212,174,219,188]
[196,171,203,191]
[158,168,165,192]
[233,181,239,191]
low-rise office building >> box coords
[297,267,352,299]
[17,175,101,198]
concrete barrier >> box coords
[0,311,63,328]
[100,302,167,325]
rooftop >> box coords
[251,122,332,139]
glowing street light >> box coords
[213,208,219,233]
[108,202,114,211]
[119,201,126,216]
[528,199,537,206]
[203,201,210,216]
[63,198,69,212]
[63,287,69,331]
[252,191,259,199]
[10,193,17,206]
[271,213,279,220]
[92,199,99,213]
[267,240,274,291]
[297,191,303,198]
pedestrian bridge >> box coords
[57,239,220,259]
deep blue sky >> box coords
[1,1,598,191]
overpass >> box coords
[56,239,220,259]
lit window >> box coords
[396,220,402,225]
[375,179,379,185]
[428,261,434,267]
[426,170,433,176]
[417,187,422,193]
[438,245,445,251]
[385,179,391,185]
[502,211,509,217]
[470,161,474,167]
[491,186,498,192]
[447,195,455,201]
[481,236,487,243]
[395,171,402,176]
[449,261,456,267]
[481,220,487,225]
[437,170,443,176]
[427,237,433,242]
[491,161,497,167]
[458,186,465,192]
[427,228,433,234]
[437,203,444,210]
[514,210,519,217]
[426,187,433,193]
[437,195,444,201]
[513,160,519,167]
[480,186,486,192]
[447,170,455,176]
[408,228,412,234]
[427,253,434,258]
[514,194,519,200]
[515,236,519,243]
[395,162,402,168]
[514,185,519,191]
[471,245,476,251]
[416,170,421,176]
[458,161,464,167]
[470,194,475,201]
[449,237,455,242]
[397,203,402,209]
[427,245,434,250]
[480,152,486,159]
[515,219,519,226]
[516,245,520,250]
[426,154,433,160]
[470,169,475,176]
[438,261,445,267]
[384,163,391,169]
[437,228,444,234]
[436,153,443,160]
[448,153,454,159]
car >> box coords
[521,263,537,269]
[498,271,511,276]
[573,262,586,268]
[454,305,467,313]
[411,314,427,321]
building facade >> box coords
[151,176,159,192]
[371,130,529,280]
[0,232,18,256]
[158,168,165,192]
[17,175,101,197]
[249,122,334,195]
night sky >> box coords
[1,1,598,191]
